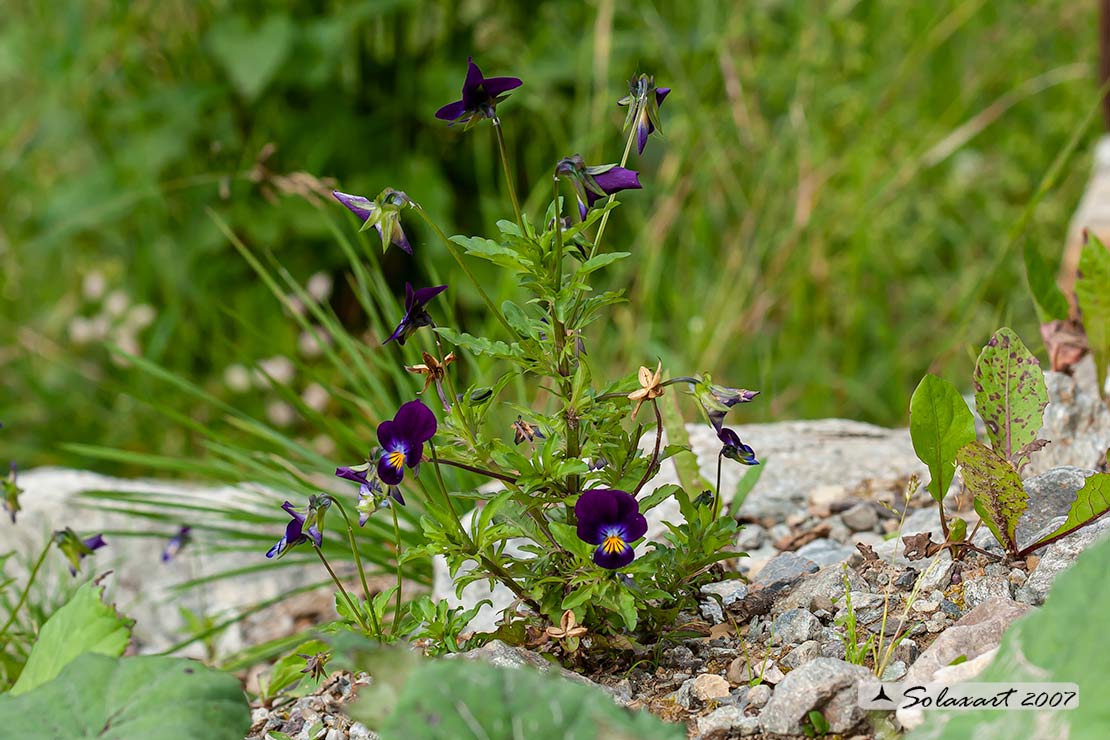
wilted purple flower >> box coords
[161,526,192,563]
[266,495,331,559]
[376,400,437,486]
[336,463,403,524]
[575,489,648,569]
[385,283,447,346]
[54,528,107,576]
[3,462,22,524]
[618,74,670,155]
[718,427,759,466]
[332,188,414,255]
[555,154,642,221]
[692,375,759,432]
[435,57,523,128]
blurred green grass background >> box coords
[0,0,1098,471]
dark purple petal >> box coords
[637,118,650,155]
[306,525,323,548]
[377,452,405,486]
[592,167,642,195]
[266,537,288,559]
[393,399,437,444]
[593,542,636,569]
[336,466,369,484]
[161,526,191,563]
[435,99,468,121]
[389,486,405,506]
[718,427,742,447]
[384,317,407,345]
[281,500,306,524]
[411,284,448,308]
[376,419,405,453]
[83,534,107,552]
[577,197,588,221]
[656,88,671,105]
[392,224,413,255]
[614,497,648,542]
[405,441,424,469]
[482,75,523,97]
[463,57,484,95]
[332,191,375,222]
[574,489,623,544]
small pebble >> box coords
[911,599,939,614]
[842,502,879,532]
[940,600,962,619]
[747,683,772,708]
[692,673,732,702]
[881,660,908,681]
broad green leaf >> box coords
[1026,473,1110,554]
[576,251,631,276]
[972,327,1047,464]
[0,653,249,739]
[451,235,533,270]
[372,656,683,739]
[957,441,1027,554]
[11,581,132,695]
[435,328,521,361]
[206,14,293,102]
[1076,237,1110,393]
[1023,239,1069,322]
[909,374,977,503]
[908,536,1110,740]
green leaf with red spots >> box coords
[958,441,1027,556]
[972,327,1048,467]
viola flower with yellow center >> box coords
[575,488,648,569]
[375,399,438,486]
[627,361,664,417]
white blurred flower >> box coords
[298,328,333,358]
[104,290,130,318]
[301,383,329,412]
[111,333,141,367]
[266,401,296,427]
[285,296,306,318]
[312,434,337,457]
[69,317,94,344]
[126,304,156,331]
[224,364,252,393]
[88,315,111,341]
[256,356,296,388]
[82,271,107,301]
[306,272,333,303]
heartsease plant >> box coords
[909,327,1110,561]
[262,58,762,650]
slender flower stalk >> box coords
[493,120,525,232]
[312,544,372,637]
[389,503,403,637]
[330,498,380,638]
[632,399,665,496]
[588,116,640,261]
[0,538,50,643]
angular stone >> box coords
[961,576,1012,610]
[1027,359,1110,477]
[1017,515,1110,605]
[696,705,750,738]
[700,580,749,606]
[747,683,772,708]
[692,673,732,702]
[796,538,855,567]
[773,563,865,614]
[727,656,785,685]
[771,608,822,645]
[782,640,822,670]
[1016,467,1098,543]
[903,597,1032,686]
[755,552,819,588]
[759,658,873,735]
[880,660,907,681]
[736,524,766,550]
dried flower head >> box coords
[627,362,664,417]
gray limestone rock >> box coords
[759,658,872,735]
[961,575,1013,610]
[771,608,822,645]
[1017,515,1110,605]
[1027,359,1110,476]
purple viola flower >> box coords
[555,154,642,221]
[435,57,523,127]
[376,400,437,486]
[718,427,759,466]
[618,74,670,155]
[385,283,447,346]
[3,462,22,524]
[332,188,413,255]
[575,489,648,569]
[692,375,759,432]
[335,463,404,523]
[266,495,331,559]
[53,528,107,576]
[161,526,192,563]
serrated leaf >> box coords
[11,581,133,695]
[451,235,533,270]
[0,653,249,739]
[639,483,683,514]
[972,327,1048,464]
[1023,239,1070,322]
[957,441,1027,554]
[435,328,521,360]
[369,657,683,739]
[576,251,631,276]
[1025,473,1110,554]
[910,374,978,503]
[1076,237,1110,393]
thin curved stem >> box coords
[492,118,525,232]
[389,503,403,637]
[313,545,373,637]
[632,399,665,497]
[0,539,51,643]
[428,456,518,483]
[714,451,725,520]
[329,499,381,639]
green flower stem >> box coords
[428,456,518,483]
[713,450,725,520]
[0,538,51,643]
[329,498,381,639]
[389,502,403,637]
[632,399,664,497]
[586,119,639,262]
[413,206,515,338]
[492,117,525,232]
[312,544,373,638]
[426,440,536,608]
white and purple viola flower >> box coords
[435,57,522,128]
[618,73,670,155]
[718,427,759,466]
[335,463,403,524]
[385,283,447,346]
[575,488,648,569]
[161,525,192,563]
[53,528,107,576]
[332,188,414,255]
[555,154,642,221]
[266,495,331,559]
